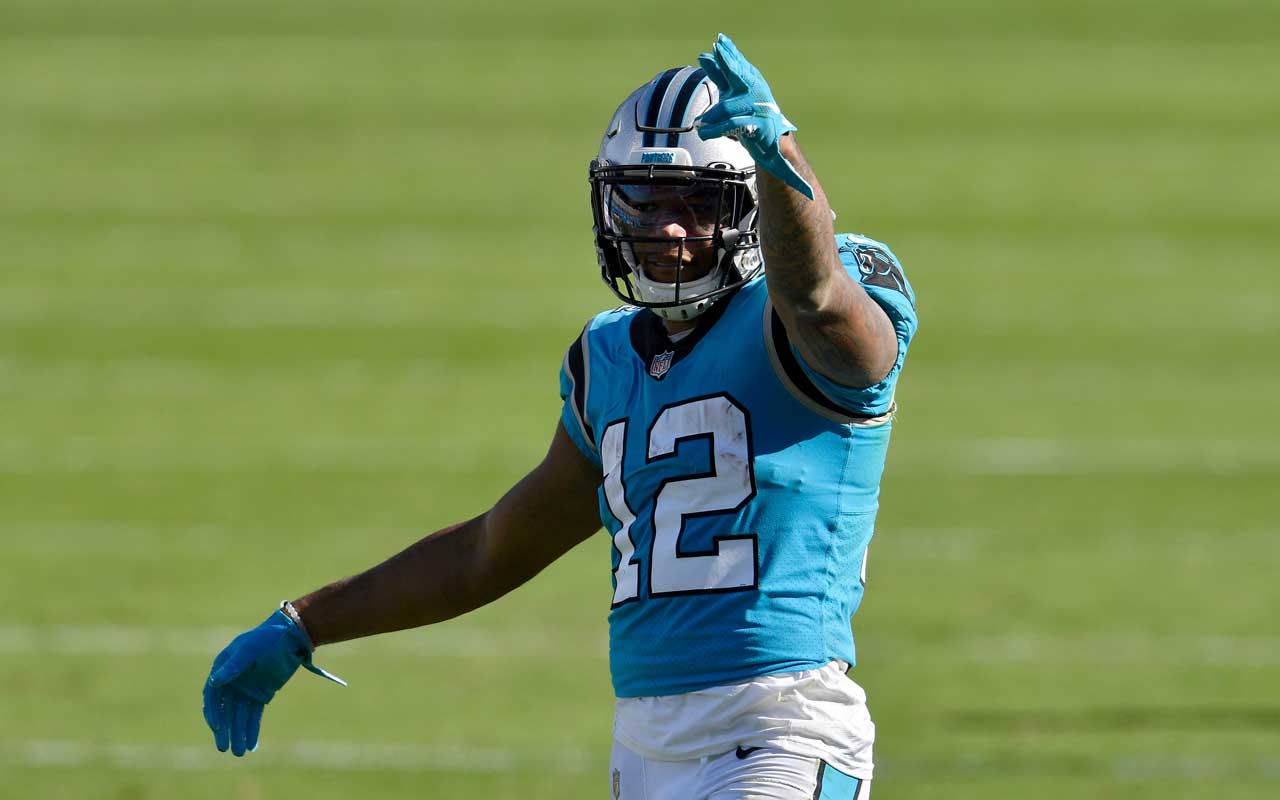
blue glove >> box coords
[202,608,346,756]
[695,33,814,200]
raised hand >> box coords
[694,34,814,200]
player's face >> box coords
[604,182,731,283]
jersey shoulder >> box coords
[762,233,919,419]
[558,304,645,465]
[582,303,643,344]
[835,232,916,311]
[566,303,646,381]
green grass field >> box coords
[2,1,1278,797]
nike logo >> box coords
[735,746,763,760]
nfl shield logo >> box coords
[649,350,675,380]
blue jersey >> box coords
[559,233,918,698]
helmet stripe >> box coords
[664,68,707,147]
[641,68,682,147]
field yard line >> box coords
[0,286,599,329]
[3,740,1278,780]
[1,437,1278,475]
[0,436,543,474]
[0,521,426,556]
[0,358,540,400]
[0,623,607,660]
[0,624,1276,665]
[913,438,1280,476]
[4,522,1272,563]
[1,739,593,774]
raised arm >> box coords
[293,421,603,644]
[694,34,898,389]
[202,421,602,755]
[756,135,898,388]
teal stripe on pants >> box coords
[815,762,862,800]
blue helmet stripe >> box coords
[642,67,682,147]
[665,68,707,147]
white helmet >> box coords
[590,66,761,320]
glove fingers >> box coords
[694,102,736,131]
[697,53,730,91]
[201,681,218,732]
[204,684,231,752]
[712,36,754,94]
[230,698,250,757]
[246,703,265,752]
[696,118,744,142]
[695,94,760,139]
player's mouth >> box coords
[637,245,714,283]
[642,260,712,284]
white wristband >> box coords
[279,600,312,645]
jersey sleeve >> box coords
[789,234,919,417]
[558,324,602,466]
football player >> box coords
[203,34,916,800]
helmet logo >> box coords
[633,148,692,166]
[648,350,675,380]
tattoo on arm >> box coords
[758,136,898,388]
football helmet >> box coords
[590,66,760,320]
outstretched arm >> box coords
[203,421,602,756]
[293,421,603,645]
[756,135,898,389]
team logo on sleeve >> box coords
[840,238,908,295]
[649,350,675,379]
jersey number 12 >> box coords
[601,394,758,606]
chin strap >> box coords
[717,228,740,267]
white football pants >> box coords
[609,739,870,800]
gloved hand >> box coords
[202,608,346,756]
[694,33,815,200]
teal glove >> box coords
[202,608,345,756]
[695,33,814,200]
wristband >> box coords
[279,600,313,647]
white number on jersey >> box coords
[602,394,758,606]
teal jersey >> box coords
[560,234,918,698]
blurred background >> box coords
[1,1,1277,797]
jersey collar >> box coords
[629,288,738,379]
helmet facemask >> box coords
[590,66,762,320]
[591,162,760,320]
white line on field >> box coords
[0,437,1277,475]
[5,357,1253,393]
[0,358,461,397]
[924,632,1280,667]
[3,522,1272,564]
[894,437,1280,476]
[0,287,600,330]
[3,285,1275,334]
[0,436,544,474]
[0,521,427,556]
[0,739,594,774]
[875,526,1280,562]
[3,740,1279,781]
[0,624,1275,666]
[0,623,607,660]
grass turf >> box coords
[2,1,1278,797]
